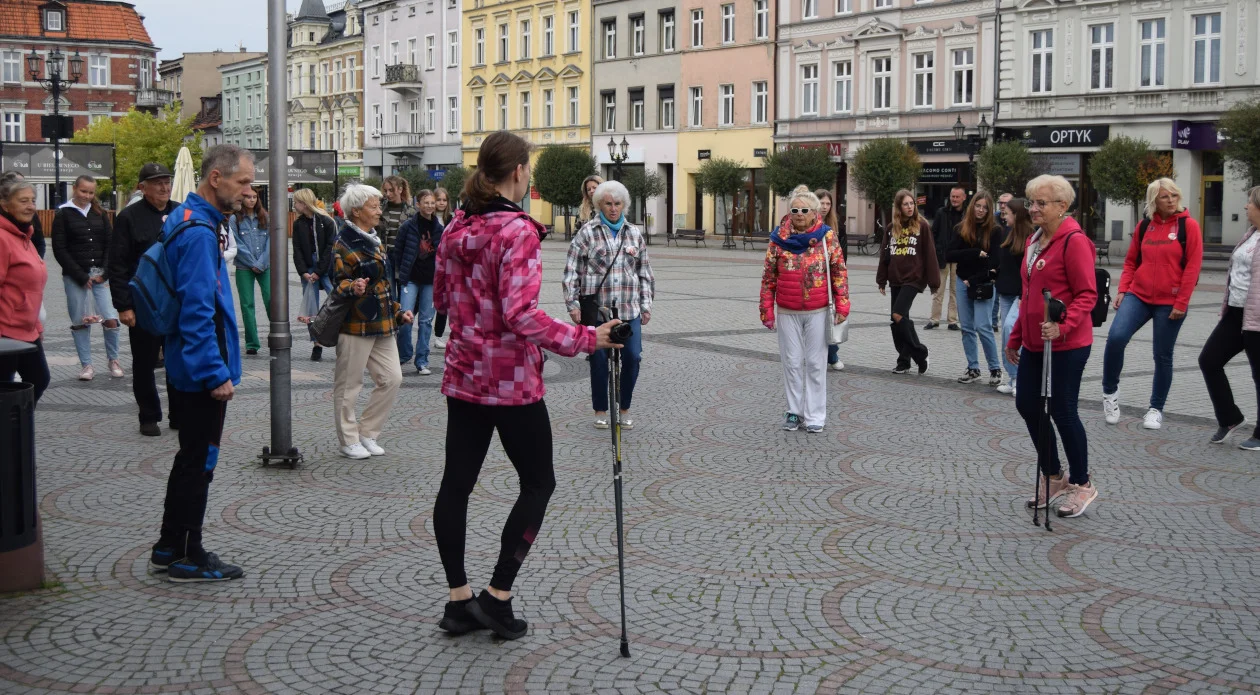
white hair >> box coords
[789,184,821,212]
[1144,177,1183,219]
[592,180,631,209]
[339,183,382,219]
[1025,175,1076,208]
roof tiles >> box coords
[0,0,154,45]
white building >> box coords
[361,0,463,178]
[220,55,268,149]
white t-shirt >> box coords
[1228,233,1259,307]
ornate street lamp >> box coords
[27,47,84,205]
[954,114,991,191]
[608,136,629,181]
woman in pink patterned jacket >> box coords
[431,131,621,641]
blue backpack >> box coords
[129,216,216,336]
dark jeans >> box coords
[434,396,555,591]
[890,285,928,369]
[128,326,171,425]
[157,388,226,561]
[1198,306,1260,438]
[1015,345,1092,485]
[1101,294,1185,410]
[591,317,642,412]
[0,338,49,404]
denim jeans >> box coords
[63,275,120,365]
[1101,294,1184,410]
[827,344,839,365]
[954,279,1000,372]
[999,294,1020,381]
[591,317,642,412]
[1015,345,1092,485]
[396,282,436,368]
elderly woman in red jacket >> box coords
[0,176,49,402]
[760,185,850,434]
[1007,174,1099,519]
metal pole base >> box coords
[258,446,303,470]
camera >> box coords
[598,306,634,344]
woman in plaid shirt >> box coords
[563,180,656,430]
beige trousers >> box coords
[333,333,404,446]
[930,263,959,324]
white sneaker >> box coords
[1102,392,1121,425]
[1011,385,1016,399]
[416,366,432,376]
[1142,408,1163,430]
[829,360,844,371]
[78,364,94,381]
[996,382,1014,394]
[359,437,386,455]
[433,336,448,349]
[340,442,371,460]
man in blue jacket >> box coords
[149,144,253,583]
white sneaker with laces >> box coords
[416,366,432,376]
[996,382,1014,394]
[1102,392,1121,425]
[829,360,844,371]
[109,359,124,378]
[78,364,94,381]
[433,336,448,349]
[1142,408,1163,430]
[594,417,609,430]
[341,442,371,460]
[359,437,386,455]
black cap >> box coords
[138,162,173,182]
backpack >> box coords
[129,215,216,337]
[1065,231,1111,328]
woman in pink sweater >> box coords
[0,175,49,402]
[431,131,621,641]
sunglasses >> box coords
[790,207,813,214]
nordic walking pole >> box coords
[1036,289,1054,532]
[607,308,631,657]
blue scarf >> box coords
[600,212,625,237]
[770,225,830,254]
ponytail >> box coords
[463,130,532,212]
[462,168,499,210]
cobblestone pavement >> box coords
[2,243,1258,694]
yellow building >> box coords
[462,0,592,224]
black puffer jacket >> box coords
[52,204,112,286]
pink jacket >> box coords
[434,205,598,406]
[0,213,47,343]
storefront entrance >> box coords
[1200,151,1225,243]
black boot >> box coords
[438,595,486,635]
[467,589,528,640]
[310,345,323,361]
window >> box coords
[498,24,509,62]
[520,92,531,128]
[691,10,704,47]
[308,64,316,93]
[721,5,735,43]
[448,97,458,132]
[474,95,484,130]
[689,86,703,127]
[475,29,485,65]
[603,92,616,132]
[348,58,356,90]
[568,11,580,53]
[520,20,531,59]
[659,86,675,129]
[498,93,508,128]
[569,86,580,125]
[370,104,380,133]
[391,41,400,64]
[752,81,767,123]
[1193,13,1222,84]
[543,88,554,126]
[425,35,435,69]
[44,9,63,31]
[630,89,644,129]
[247,94,254,118]
[874,0,892,7]
[633,16,645,56]
[2,52,21,83]
[913,52,934,107]
[410,100,420,131]
[719,84,735,125]
[951,48,973,105]
[803,0,817,19]
[372,45,381,77]
[837,0,852,13]
[449,31,459,65]
[543,16,555,55]
[426,98,436,133]
[391,101,399,132]
[800,64,819,115]
[224,98,232,122]
[1089,24,1114,90]
[334,59,342,91]
[755,0,769,39]
[409,38,418,65]
[88,55,108,87]
[604,20,617,59]
[872,56,892,110]
[1031,29,1053,93]
[1139,19,1166,88]
[661,11,677,52]
[309,120,316,149]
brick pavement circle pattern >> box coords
[2,249,1259,693]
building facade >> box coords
[777,0,997,235]
[287,0,366,179]
[219,55,268,149]
[361,0,463,178]
[590,0,681,236]
[159,49,264,120]
[462,0,592,224]
[190,95,223,148]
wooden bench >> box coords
[1094,239,1111,265]
[741,229,771,249]
[850,233,877,256]
[668,228,707,246]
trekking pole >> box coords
[607,308,631,658]
[1036,289,1054,532]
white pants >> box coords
[777,310,828,428]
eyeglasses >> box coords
[1029,199,1062,209]
[790,207,813,215]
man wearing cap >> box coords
[108,163,178,437]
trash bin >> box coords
[0,381,36,553]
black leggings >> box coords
[889,285,928,369]
[0,338,50,404]
[1198,306,1260,438]
[434,396,556,591]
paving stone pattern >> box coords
[2,245,1258,694]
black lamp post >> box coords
[953,114,990,192]
[607,136,629,181]
[27,47,83,206]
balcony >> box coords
[135,87,176,110]
[382,63,422,94]
[380,132,425,153]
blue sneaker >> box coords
[167,553,245,583]
[148,546,177,574]
[805,424,824,433]
[782,413,802,431]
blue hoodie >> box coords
[162,192,241,392]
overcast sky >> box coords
[131,0,306,60]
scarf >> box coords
[346,220,382,247]
[599,212,625,237]
[770,217,829,254]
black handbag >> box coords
[578,240,624,326]
[967,281,995,301]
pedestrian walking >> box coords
[231,186,274,356]
[432,186,452,349]
[148,144,252,582]
[431,131,621,640]
[292,188,337,360]
[1008,174,1099,519]
[995,198,1034,396]
[947,190,1003,385]
[1102,178,1203,430]
[817,188,845,371]
[876,189,939,375]
[1197,185,1260,449]
[331,184,412,460]
[927,185,966,330]
[760,185,849,433]
[1,171,45,258]
[108,163,179,435]
[563,179,655,430]
[379,175,415,250]
[52,175,123,381]
[393,189,442,375]
[0,176,49,403]
[579,175,604,223]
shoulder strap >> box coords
[1178,216,1188,270]
[1135,219,1150,267]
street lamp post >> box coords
[27,48,83,207]
[607,136,629,181]
[953,114,991,192]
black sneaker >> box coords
[924,321,939,330]
[140,422,161,437]
[311,345,323,361]
[148,545,177,573]
[891,364,911,375]
[957,368,982,384]
[467,590,528,640]
[917,357,930,375]
[782,413,802,431]
[167,552,245,583]
[989,369,1002,386]
[948,323,961,331]
[439,596,487,635]
[246,348,258,356]
[1211,419,1246,444]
